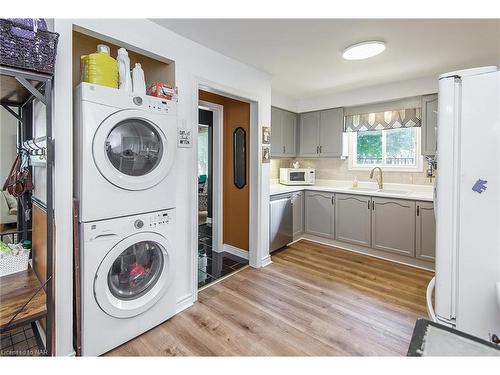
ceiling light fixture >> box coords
[342,41,386,60]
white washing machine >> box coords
[80,209,176,356]
[74,83,177,222]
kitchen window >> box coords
[344,104,423,172]
[348,127,422,171]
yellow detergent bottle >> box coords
[81,44,118,89]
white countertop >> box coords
[270,179,434,202]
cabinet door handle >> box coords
[320,145,322,153]
[316,145,319,154]
[368,200,370,210]
[372,201,375,211]
[417,205,420,216]
[331,196,334,205]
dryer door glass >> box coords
[107,241,164,300]
[105,119,163,176]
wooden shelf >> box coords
[0,267,46,332]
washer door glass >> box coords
[107,240,164,300]
[105,119,163,177]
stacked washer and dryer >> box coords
[74,82,178,356]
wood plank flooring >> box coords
[107,240,434,356]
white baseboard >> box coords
[223,244,249,260]
[175,293,194,314]
[299,234,435,272]
[261,254,273,267]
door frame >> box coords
[198,100,224,256]
[191,77,265,302]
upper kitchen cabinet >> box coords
[270,107,297,157]
[319,108,344,157]
[421,94,438,156]
[298,108,344,158]
[298,111,320,157]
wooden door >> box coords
[199,90,250,251]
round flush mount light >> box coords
[342,41,386,60]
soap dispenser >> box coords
[352,176,358,188]
[132,63,146,94]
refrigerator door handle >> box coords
[426,276,437,322]
[496,282,500,309]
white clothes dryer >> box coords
[74,83,177,222]
[80,209,177,356]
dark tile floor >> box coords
[0,324,45,357]
[198,223,248,288]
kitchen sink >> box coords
[377,189,410,195]
[349,187,411,195]
[349,187,379,192]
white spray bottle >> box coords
[117,48,132,92]
[132,63,146,94]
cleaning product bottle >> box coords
[81,44,118,89]
[117,48,132,92]
[352,176,359,188]
[132,63,146,94]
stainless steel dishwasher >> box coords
[269,193,293,252]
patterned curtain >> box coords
[345,108,421,132]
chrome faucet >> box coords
[369,167,384,189]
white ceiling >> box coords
[151,19,500,98]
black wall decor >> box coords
[233,127,246,189]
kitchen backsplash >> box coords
[270,158,433,185]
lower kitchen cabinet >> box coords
[305,190,335,239]
[335,193,371,247]
[415,201,436,261]
[371,197,416,257]
[291,191,304,240]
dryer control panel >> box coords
[146,210,173,229]
[132,95,175,115]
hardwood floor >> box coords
[107,240,434,356]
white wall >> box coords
[271,89,299,112]
[297,75,438,113]
[0,107,18,183]
[52,18,272,356]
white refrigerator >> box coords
[428,66,500,345]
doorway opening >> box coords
[197,96,248,289]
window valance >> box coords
[344,108,421,132]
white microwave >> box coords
[279,168,316,185]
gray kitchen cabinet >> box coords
[415,201,436,261]
[270,107,296,157]
[371,197,416,257]
[298,112,320,157]
[291,191,304,240]
[299,108,344,158]
[305,190,335,239]
[334,194,371,247]
[319,108,344,157]
[270,107,283,156]
[421,94,438,156]
[282,110,297,157]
